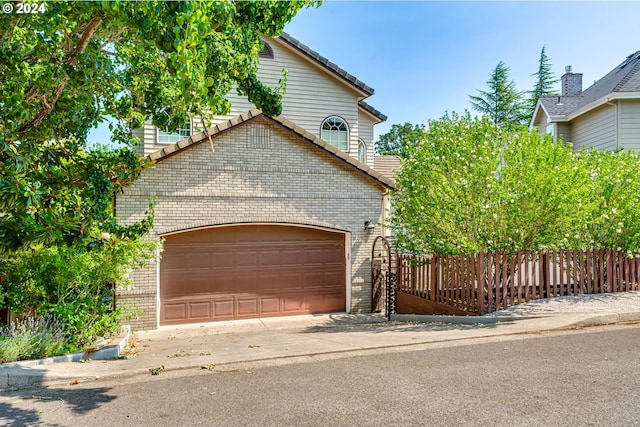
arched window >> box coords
[259,42,274,59]
[321,116,349,151]
[158,118,191,144]
[358,139,366,163]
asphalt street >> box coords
[2,322,639,427]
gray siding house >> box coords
[530,51,640,151]
[117,34,394,330]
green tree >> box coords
[391,113,594,256]
[527,45,559,120]
[374,122,426,158]
[0,0,318,253]
[469,61,527,128]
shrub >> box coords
[0,314,66,362]
[391,113,640,256]
[0,237,157,348]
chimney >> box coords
[561,65,583,96]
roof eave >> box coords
[565,91,640,121]
[358,101,387,124]
[275,33,374,99]
[529,99,549,129]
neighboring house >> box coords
[530,51,640,151]
[117,33,395,330]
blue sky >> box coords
[283,1,640,139]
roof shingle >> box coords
[539,50,640,118]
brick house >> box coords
[116,33,394,330]
[530,51,640,150]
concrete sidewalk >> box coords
[2,291,640,390]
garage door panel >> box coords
[260,298,280,314]
[235,273,260,292]
[325,250,345,264]
[161,253,188,270]
[259,273,282,291]
[237,298,259,316]
[303,272,324,288]
[237,251,259,267]
[163,303,187,322]
[160,225,346,325]
[259,250,281,266]
[324,271,346,287]
[186,252,212,270]
[213,299,234,318]
[281,250,304,266]
[189,302,212,319]
[212,251,234,267]
[282,296,304,312]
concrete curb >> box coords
[391,311,640,328]
[0,326,130,390]
[565,311,640,328]
[390,313,543,325]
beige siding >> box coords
[134,123,162,157]
[571,105,617,150]
[117,118,385,330]
[357,111,376,166]
[556,122,572,146]
[135,37,366,158]
[251,38,361,153]
[619,100,640,151]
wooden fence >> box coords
[396,249,640,315]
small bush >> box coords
[0,238,157,348]
[0,314,66,363]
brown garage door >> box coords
[160,224,346,325]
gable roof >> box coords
[536,51,640,121]
[277,32,375,99]
[147,109,396,191]
[358,100,387,123]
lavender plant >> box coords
[0,314,66,362]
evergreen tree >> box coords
[527,45,559,120]
[469,61,526,128]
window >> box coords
[259,42,274,59]
[546,124,555,138]
[158,118,191,144]
[358,139,366,163]
[321,116,349,151]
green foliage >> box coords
[391,113,640,256]
[579,149,640,252]
[526,46,559,120]
[0,0,318,252]
[0,141,154,254]
[469,61,527,128]
[374,122,426,158]
[0,239,158,347]
[0,314,66,362]
[0,1,318,145]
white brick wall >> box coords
[117,117,386,330]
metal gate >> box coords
[371,236,397,320]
